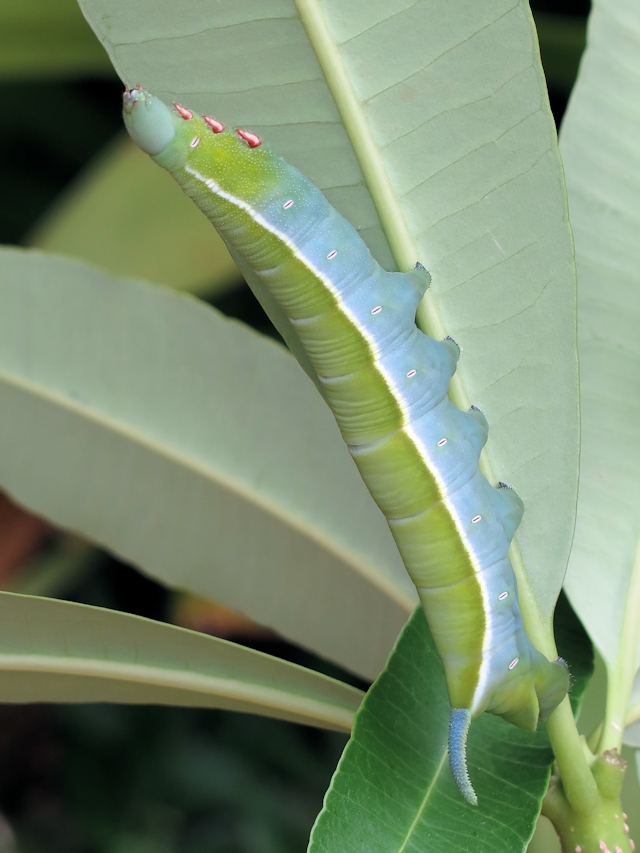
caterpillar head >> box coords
[122,86,270,197]
[122,85,180,155]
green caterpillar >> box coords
[123,86,569,804]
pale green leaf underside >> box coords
[0,0,112,79]
[561,0,640,675]
[28,134,242,299]
[78,0,578,619]
[0,591,362,731]
[0,248,415,680]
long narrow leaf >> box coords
[561,0,640,735]
[0,591,363,731]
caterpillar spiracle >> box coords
[123,86,569,805]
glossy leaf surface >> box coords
[0,591,363,731]
[309,595,593,852]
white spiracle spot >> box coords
[471,515,482,524]
[406,369,417,378]
[371,305,382,315]
[508,658,519,670]
[437,438,447,447]
[283,200,294,209]
[190,136,200,148]
[326,250,338,260]
[498,591,509,601]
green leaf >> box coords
[309,597,593,852]
[0,0,112,79]
[78,0,579,626]
[560,0,640,749]
[28,134,243,299]
[0,591,363,730]
[0,248,414,680]
[309,608,554,853]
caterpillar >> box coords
[122,86,569,805]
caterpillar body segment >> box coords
[123,88,569,804]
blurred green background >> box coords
[0,1,592,851]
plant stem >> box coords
[546,696,600,813]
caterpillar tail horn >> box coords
[448,708,477,805]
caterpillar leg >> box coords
[448,708,477,805]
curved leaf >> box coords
[78,0,579,623]
[28,134,242,298]
[560,0,640,744]
[0,248,415,680]
[0,591,362,730]
[309,593,593,852]
[309,608,554,853]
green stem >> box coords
[599,534,640,753]
[546,696,600,814]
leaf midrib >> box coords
[0,653,359,730]
[397,748,448,852]
[0,366,414,611]
[292,0,416,271]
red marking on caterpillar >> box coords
[237,129,262,148]
[173,103,193,120]
[204,116,225,133]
